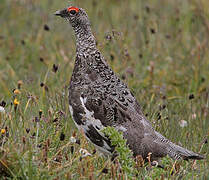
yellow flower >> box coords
[14,98,20,105]
[13,89,21,94]
[1,129,6,134]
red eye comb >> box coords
[67,6,79,13]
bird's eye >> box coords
[69,10,76,15]
[67,7,79,15]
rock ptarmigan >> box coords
[54,6,204,161]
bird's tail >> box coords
[167,142,204,160]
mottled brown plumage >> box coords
[54,6,204,161]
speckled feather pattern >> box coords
[55,6,204,161]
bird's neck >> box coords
[72,24,109,74]
[73,25,97,55]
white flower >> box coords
[0,106,5,113]
[79,148,92,157]
[192,113,197,119]
[179,120,188,128]
[70,136,76,143]
[165,56,173,62]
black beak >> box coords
[54,9,68,17]
[54,10,62,16]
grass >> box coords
[0,0,208,179]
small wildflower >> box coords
[1,129,6,134]
[70,146,74,154]
[22,136,26,144]
[189,94,194,100]
[14,98,20,105]
[38,143,42,148]
[0,106,5,113]
[39,57,44,62]
[44,24,50,31]
[157,112,161,120]
[17,80,23,89]
[92,149,96,154]
[110,54,114,61]
[192,113,197,119]
[44,85,49,92]
[102,168,108,174]
[53,118,58,122]
[162,95,166,100]
[39,109,43,118]
[79,148,92,157]
[159,104,166,111]
[60,132,65,141]
[25,128,30,133]
[145,6,150,13]
[52,64,58,73]
[124,48,130,57]
[150,28,156,34]
[35,117,40,123]
[0,100,6,107]
[40,82,44,87]
[121,74,126,80]
[179,120,188,128]
[133,14,139,20]
[76,139,81,145]
[165,34,171,39]
[201,77,205,82]
[21,40,25,45]
[105,34,112,41]
[139,53,143,58]
[70,136,76,143]
[13,89,21,94]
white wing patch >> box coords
[79,96,104,130]
[69,97,113,154]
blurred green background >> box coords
[0,0,208,179]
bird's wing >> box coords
[82,94,156,156]
[84,94,138,127]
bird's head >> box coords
[54,6,90,29]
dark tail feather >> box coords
[167,143,204,160]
